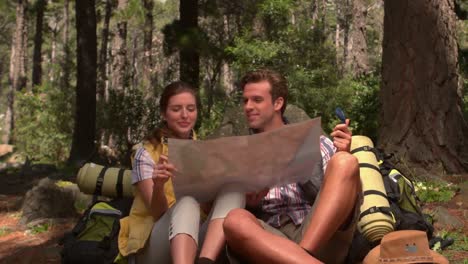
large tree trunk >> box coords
[141,0,154,97]
[69,0,97,164]
[179,0,199,87]
[3,0,28,144]
[60,0,71,90]
[379,0,468,174]
[110,0,128,96]
[345,0,369,76]
[97,0,113,101]
[32,0,46,88]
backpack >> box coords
[60,198,132,264]
[378,154,434,237]
[346,146,434,263]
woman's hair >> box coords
[146,81,198,146]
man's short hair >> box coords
[239,69,288,114]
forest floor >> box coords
[0,167,466,263]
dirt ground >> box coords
[0,169,466,264]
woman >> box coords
[118,81,245,264]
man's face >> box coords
[243,80,282,132]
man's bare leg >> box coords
[299,151,360,254]
[223,209,322,264]
[223,152,359,263]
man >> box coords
[223,69,361,264]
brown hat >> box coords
[363,230,449,264]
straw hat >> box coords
[363,230,448,264]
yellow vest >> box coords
[118,140,176,256]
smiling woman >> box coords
[118,81,245,264]
[163,92,198,139]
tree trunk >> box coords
[345,0,369,76]
[110,0,128,97]
[141,0,154,97]
[379,0,468,174]
[179,0,199,87]
[97,0,113,101]
[3,0,28,144]
[221,15,234,94]
[69,0,97,164]
[32,0,46,88]
[60,0,71,91]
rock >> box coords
[451,180,468,209]
[458,181,468,200]
[433,206,464,230]
[0,144,14,157]
[463,210,468,220]
[209,104,311,138]
[20,178,78,225]
[283,104,312,124]
[63,182,94,211]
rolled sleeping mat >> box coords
[351,136,395,243]
[77,163,134,198]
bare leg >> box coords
[223,209,322,264]
[199,187,246,261]
[170,196,201,264]
[299,152,360,254]
[171,234,197,264]
[199,218,224,260]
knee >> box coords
[223,208,255,242]
[175,196,200,213]
[328,152,360,182]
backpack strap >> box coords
[115,168,125,199]
[359,163,381,173]
[93,166,109,203]
[363,190,387,199]
[358,206,393,221]
[350,145,375,154]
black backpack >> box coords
[346,147,434,263]
[60,198,132,264]
[378,154,434,237]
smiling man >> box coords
[223,69,362,264]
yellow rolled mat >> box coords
[351,135,395,242]
[77,163,134,198]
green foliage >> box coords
[345,74,381,140]
[0,226,12,237]
[14,82,74,164]
[117,0,146,25]
[415,181,457,203]
[27,222,50,235]
[97,86,160,162]
[225,0,382,133]
[436,230,468,252]
[197,88,241,138]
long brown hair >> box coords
[146,81,198,147]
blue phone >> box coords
[335,107,346,124]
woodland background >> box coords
[0,1,467,262]
[0,0,467,176]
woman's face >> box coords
[162,92,198,139]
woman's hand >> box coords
[330,119,352,152]
[152,155,177,187]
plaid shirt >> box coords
[131,147,156,184]
[262,135,336,227]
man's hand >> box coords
[330,119,352,152]
[246,188,269,209]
